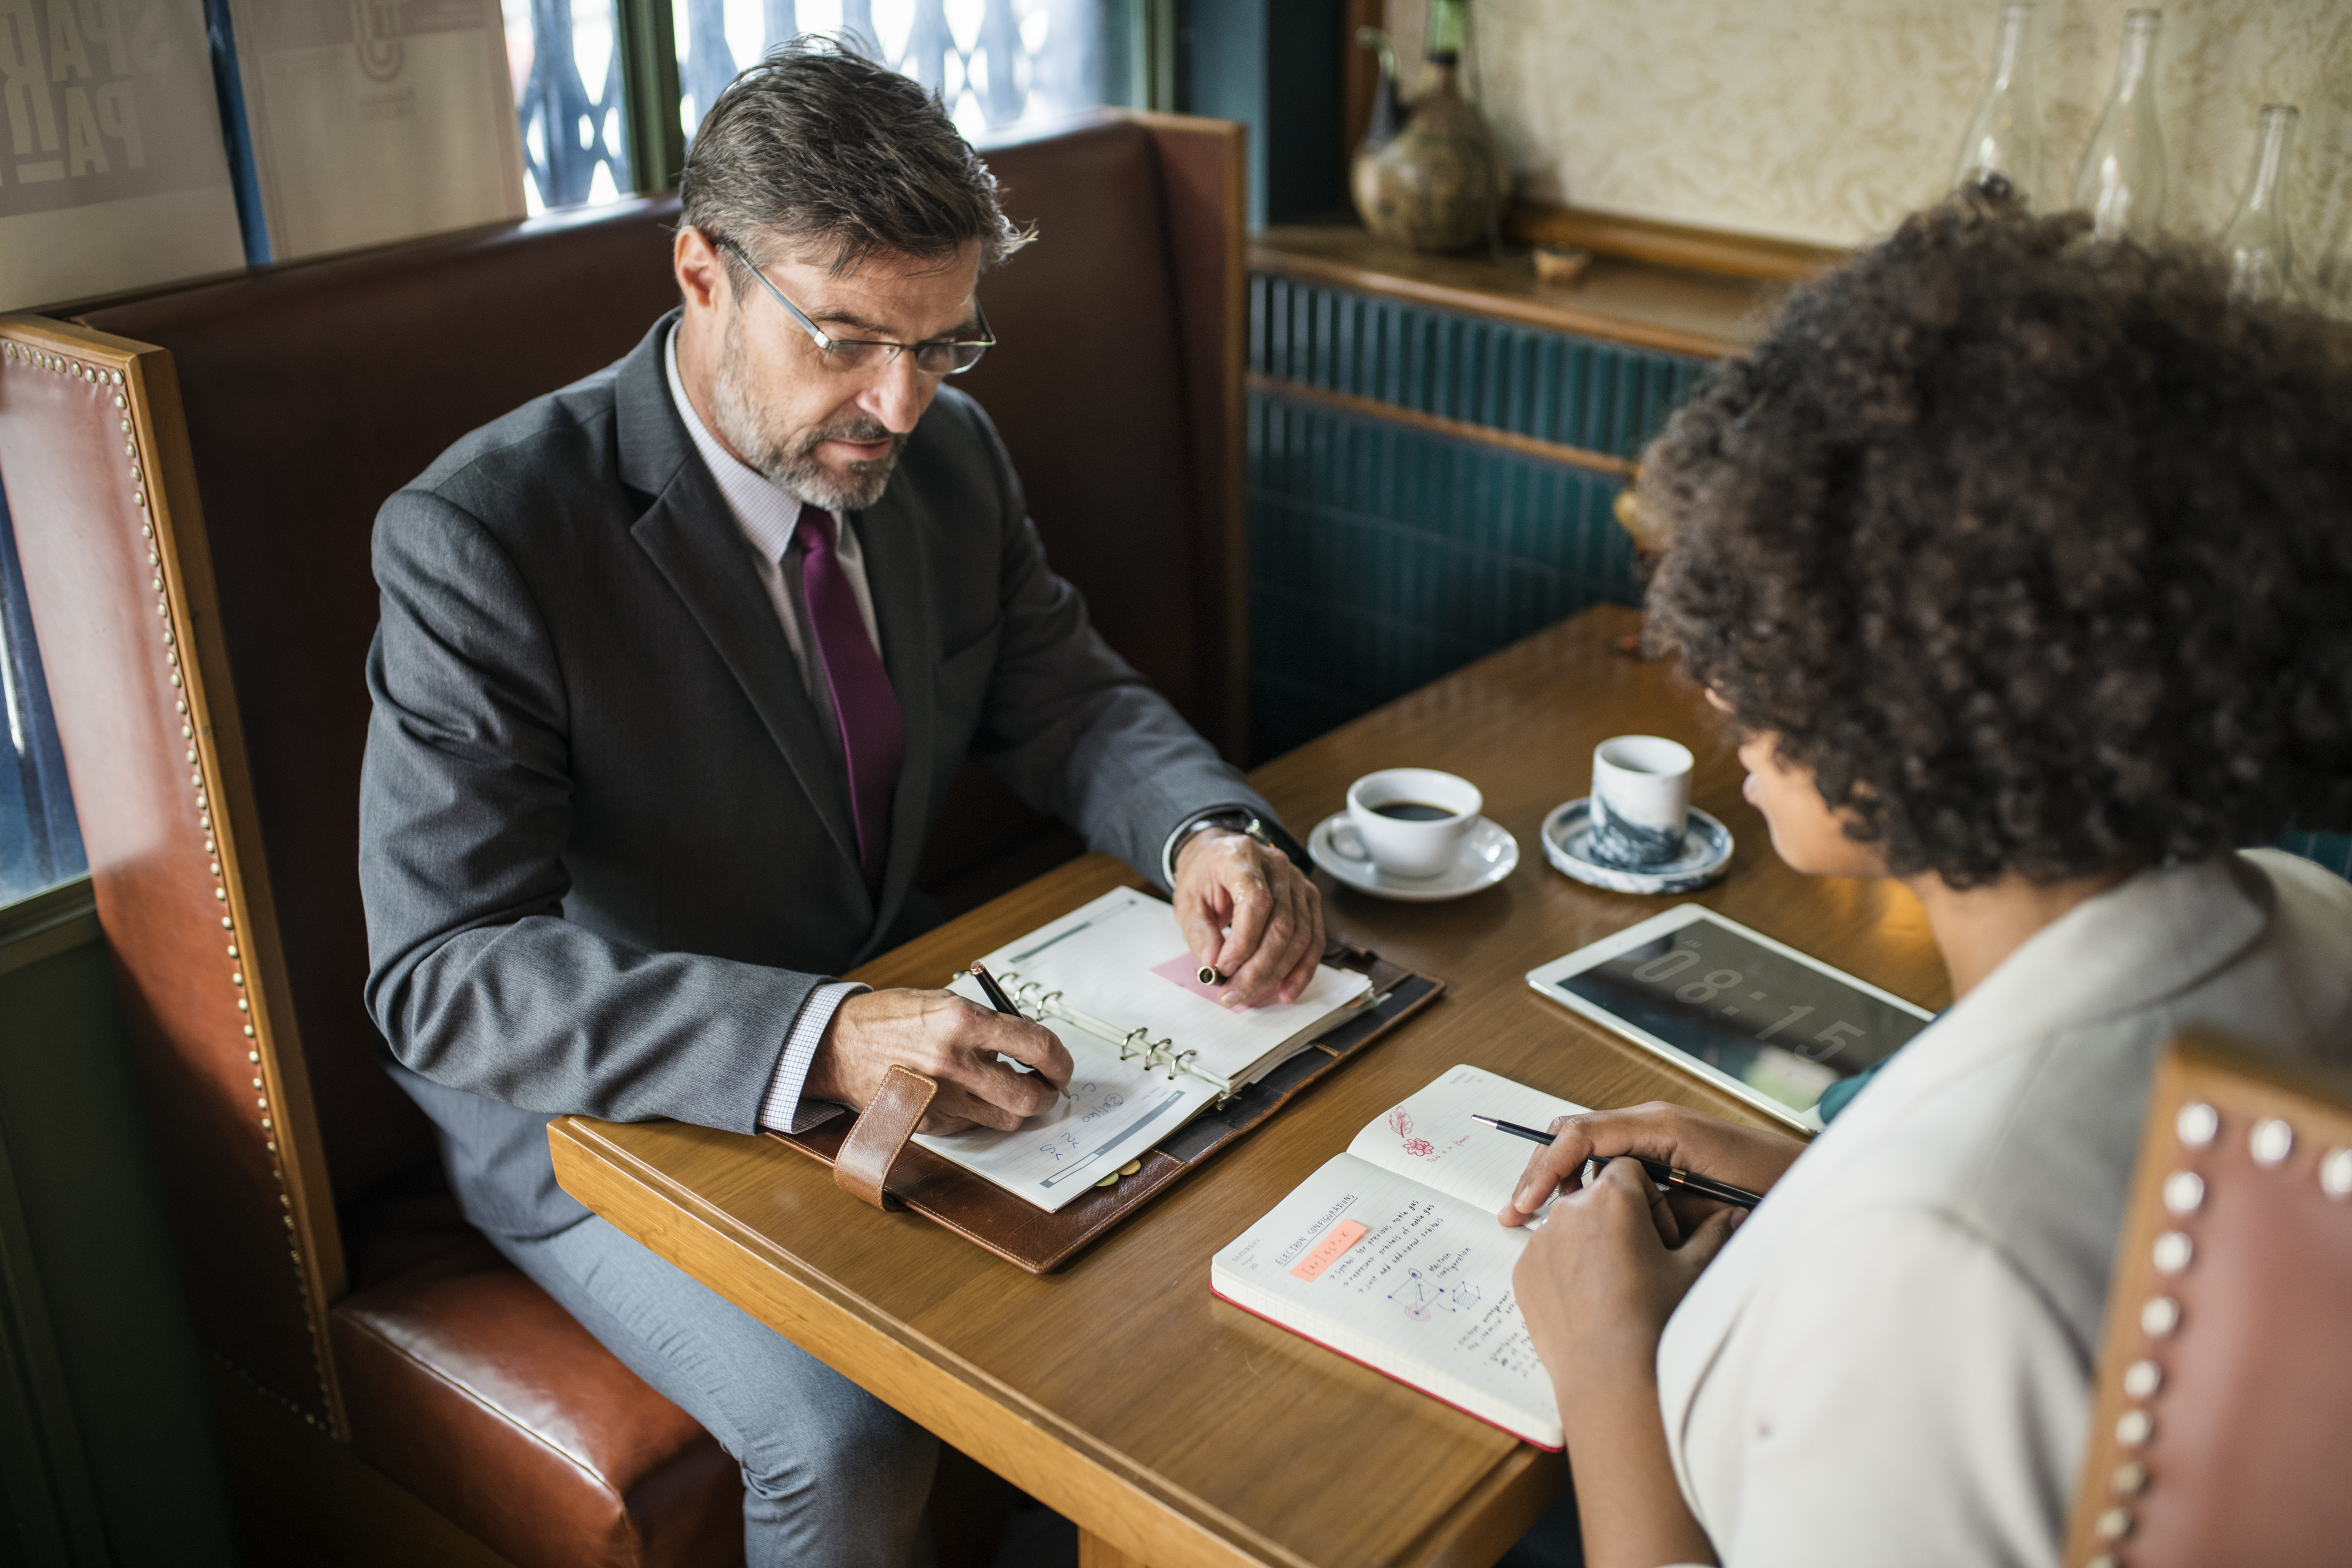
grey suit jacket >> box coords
[360,314,1274,1239]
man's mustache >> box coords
[804,420,900,455]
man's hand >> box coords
[1498,1101,1804,1230]
[801,988,1074,1134]
[1172,828,1325,1008]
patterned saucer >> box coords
[1541,798,1734,894]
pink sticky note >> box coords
[1288,1219,1369,1282]
[1150,951,1231,1002]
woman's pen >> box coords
[1470,1116,1765,1209]
[969,962,1071,1099]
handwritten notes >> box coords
[1288,1218,1369,1281]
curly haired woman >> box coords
[1498,195,2352,1568]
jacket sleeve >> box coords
[1684,1206,2090,1568]
[951,398,1278,887]
[359,485,818,1129]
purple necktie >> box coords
[793,505,903,879]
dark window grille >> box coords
[505,0,634,213]
[0,485,87,905]
[677,0,1108,145]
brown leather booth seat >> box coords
[5,110,1244,1568]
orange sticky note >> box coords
[1288,1219,1369,1282]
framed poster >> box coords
[226,0,525,259]
[0,0,247,310]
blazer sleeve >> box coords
[359,486,818,1131]
[1684,1206,2090,1568]
[950,397,1276,885]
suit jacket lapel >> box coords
[854,490,941,924]
[615,319,867,888]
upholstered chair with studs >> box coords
[0,108,1245,1567]
[2062,1032,2352,1568]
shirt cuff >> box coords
[757,981,866,1134]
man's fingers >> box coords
[1212,865,1275,979]
[967,1008,1073,1091]
[1220,868,1306,1005]
[1174,883,1228,970]
[1505,1129,1598,1221]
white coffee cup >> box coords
[1331,768,1482,879]
[1586,735,1693,870]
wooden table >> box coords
[549,605,1949,1568]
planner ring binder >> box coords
[963,967,1278,1098]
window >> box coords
[0,487,86,905]
[676,0,1112,145]
[505,0,634,214]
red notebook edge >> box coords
[1208,1282,1567,1453]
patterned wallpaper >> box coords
[1381,0,2352,300]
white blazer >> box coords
[1653,851,2352,1567]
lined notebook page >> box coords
[1210,1154,1561,1448]
[980,887,1372,1085]
[1347,1064,1586,1215]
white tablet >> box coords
[1525,905,1936,1131]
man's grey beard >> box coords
[709,311,906,512]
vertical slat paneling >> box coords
[1248,388,1643,761]
[1244,278,1705,761]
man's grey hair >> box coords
[679,36,1031,277]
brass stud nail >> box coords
[2140,1296,2181,1337]
[2323,1148,2352,1199]
[2161,1170,2203,1215]
[225,942,236,957]
[251,1076,262,1089]
[243,1025,254,1037]
[248,1051,260,1063]
[2122,1359,2161,1399]
[170,672,182,687]
[209,859,220,874]
[175,699,186,714]
[2111,1460,2147,1494]
[111,370,121,385]
[260,1117,271,1130]
[2116,1408,2153,1446]
[2251,1117,2294,1166]
[232,971,243,985]
[255,1095,267,1108]
[2151,1231,2193,1274]
[265,1141,276,1154]
[213,887,226,901]
[185,747,196,764]
[236,998,248,1012]
[113,393,125,408]
[2094,1507,2132,1541]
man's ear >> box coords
[674,226,729,315]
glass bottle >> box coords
[2073,9,2166,239]
[2222,105,2297,304]
[1951,4,2043,203]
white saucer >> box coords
[1541,798,1735,894]
[1308,813,1520,902]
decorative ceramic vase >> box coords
[1351,1,1506,254]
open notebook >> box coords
[912,887,1375,1212]
[1210,1065,1586,1449]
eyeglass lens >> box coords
[823,340,987,375]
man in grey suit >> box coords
[359,41,1322,1567]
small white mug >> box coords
[1586,735,1692,869]
[1332,768,1482,879]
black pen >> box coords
[970,963,1070,1098]
[1469,1115,1765,1209]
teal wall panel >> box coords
[1244,276,1703,761]
[1250,275,1710,459]
[1248,391,1643,760]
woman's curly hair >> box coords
[1642,192,2352,888]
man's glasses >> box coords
[717,238,994,376]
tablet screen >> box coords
[1551,916,1932,1115]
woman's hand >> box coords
[1513,1155,1745,1379]
[1498,1101,1805,1230]
[1512,1156,1744,1568]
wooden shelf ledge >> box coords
[1250,214,1826,360]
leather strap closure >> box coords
[833,1065,938,1211]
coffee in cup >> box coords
[1586,735,1693,870]
[1333,768,1482,878]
